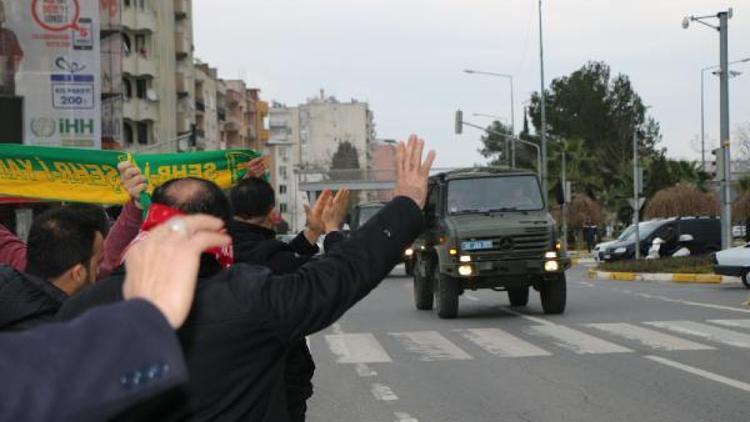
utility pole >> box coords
[718,10,732,250]
[561,140,568,253]
[538,0,548,206]
[633,131,641,260]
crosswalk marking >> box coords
[707,319,750,330]
[644,321,750,349]
[455,328,552,357]
[527,324,633,354]
[585,323,714,351]
[389,331,473,361]
[325,333,393,363]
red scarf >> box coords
[122,204,234,268]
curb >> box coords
[587,269,738,285]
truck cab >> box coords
[412,168,568,318]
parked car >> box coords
[347,202,415,275]
[600,217,720,262]
[713,244,750,289]
[593,224,638,262]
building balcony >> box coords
[174,0,189,20]
[246,125,257,140]
[121,6,157,32]
[175,32,191,59]
[123,98,157,122]
[176,113,192,133]
[225,121,239,133]
[176,73,190,97]
[196,99,206,113]
[122,53,158,77]
[257,100,269,116]
[226,90,242,107]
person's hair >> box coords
[151,177,232,222]
[229,177,275,219]
[26,207,101,280]
[66,203,111,237]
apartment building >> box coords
[100,0,195,152]
[194,60,222,150]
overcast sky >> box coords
[193,0,749,167]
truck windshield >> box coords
[447,175,544,214]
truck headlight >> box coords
[404,248,414,257]
[614,247,627,254]
[544,261,559,272]
[459,255,471,263]
[458,265,473,276]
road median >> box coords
[588,269,736,285]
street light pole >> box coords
[633,130,641,260]
[464,69,516,166]
[719,10,732,250]
[538,0,548,206]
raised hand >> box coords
[243,157,267,179]
[118,161,148,209]
[122,215,231,328]
[322,189,351,233]
[394,135,435,209]
[303,189,333,243]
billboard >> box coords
[1,0,101,148]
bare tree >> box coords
[644,183,719,219]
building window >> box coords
[137,122,149,145]
[124,122,134,145]
[279,184,287,194]
[136,78,147,99]
[123,78,132,99]
[124,0,131,7]
[279,203,288,213]
[279,166,287,179]
[135,34,147,57]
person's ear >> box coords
[70,263,86,285]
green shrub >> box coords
[598,256,714,274]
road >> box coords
[306,263,750,422]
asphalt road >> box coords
[306,263,750,422]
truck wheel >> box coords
[413,256,433,310]
[434,269,459,319]
[507,286,529,307]
[742,270,750,289]
[540,273,566,314]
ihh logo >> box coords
[59,118,95,135]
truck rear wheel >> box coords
[507,286,529,306]
[540,273,566,314]
[434,269,459,319]
[413,255,433,310]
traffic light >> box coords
[711,148,725,181]
[455,110,463,135]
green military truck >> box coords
[411,168,569,318]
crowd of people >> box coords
[0,136,436,422]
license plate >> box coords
[461,240,493,251]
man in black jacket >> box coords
[228,177,350,421]
[58,135,435,421]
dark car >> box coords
[347,202,416,275]
[601,217,720,262]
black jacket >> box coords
[57,196,424,422]
[0,265,67,331]
[227,221,345,421]
[1,300,187,422]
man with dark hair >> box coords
[59,136,435,422]
[0,207,104,330]
[229,176,350,421]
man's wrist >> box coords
[303,227,322,244]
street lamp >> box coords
[700,57,750,170]
[538,0,549,207]
[684,8,734,250]
[472,112,507,121]
[464,69,516,166]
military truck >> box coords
[347,201,415,275]
[411,168,569,318]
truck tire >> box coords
[507,286,529,307]
[540,273,566,314]
[413,255,433,310]
[434,269,459,319]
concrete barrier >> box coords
[587,269,737,285]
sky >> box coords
[193,0,750,167]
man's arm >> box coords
[0,300,187,422]
[0,223,27,271]
[287,231,320,256]
[98,201,142,279]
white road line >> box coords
[464,293,480,302]
[527,325,633,354]
[394,411,419,422]
[354,363,378,377]
[585,323,714,351]
[325,333,393,363]
[644,355,750,393]
[455,328,551,357]
[371,383,399,401]
[633,293,750,314]
[708,319,750,330]
[389,331,473,361]
[644,321,750,349]
[499,306,556,326]
[579,281,595,287]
